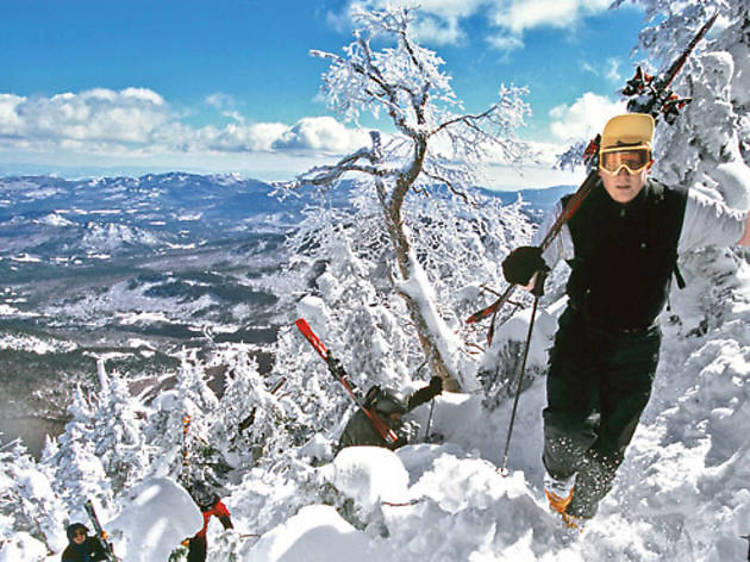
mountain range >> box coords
[0,172,571,453]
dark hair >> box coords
[66,522,89,542]
[370,388,407,415]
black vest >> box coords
[562,178,688,330]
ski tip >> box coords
[465,312,482,324]
[295,318,308,330]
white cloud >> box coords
[0,89,372,160]
[0,88,169,144]
[606,57,622,83]
[548,92,626,141]
[204,92,236,110]
[335,0,486,46]
[332,1,618,54]
[488,0,611,35]
[272,116,371,152]
[410,15,465,46]
[486,34,524,53]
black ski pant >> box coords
[187,536,207,562]
[542,307,661,518]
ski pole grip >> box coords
[531,268,548,297]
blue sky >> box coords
[0,0,649,188]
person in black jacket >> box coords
[337,376,443,451]
[61,523,106,562]
[502,113,750,528]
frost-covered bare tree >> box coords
[282,6,533,391]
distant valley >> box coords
[0,172,571,454]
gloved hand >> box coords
[428,376,443,395]
[501,246,547,286]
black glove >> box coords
[502,246,547,286]
[428,376,443,395]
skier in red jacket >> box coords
[186,484,234,562]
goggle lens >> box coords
[599,148,650,174]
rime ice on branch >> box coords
[279,6,535,391]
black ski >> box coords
[295,318,399,445]
[83,499,117,562]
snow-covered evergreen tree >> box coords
[91,359,150,495]
[45,386,112,519]
[210,346,289,469]
[143,350,222,485]
[0,439,66,554]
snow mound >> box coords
[0,532,47,562]
[105,477,202,562]
[243,504,374,562]
[242,444,577,561]
[323,447,410,510]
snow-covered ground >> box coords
[217,247,748,561]
[5,243,743,561]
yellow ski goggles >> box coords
[599,147,652,175]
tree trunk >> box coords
[375,137,462,391]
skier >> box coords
[337,376,443,451]
[61,522,107,562]
[501,113,750,528]
[185,482,234,562]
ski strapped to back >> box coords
[295,318,399,446]
[83,499,117,562]
[464,12,718,340]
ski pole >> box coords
[424,398,435,441]
[499,269,547,475]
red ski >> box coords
[295,318,399,446]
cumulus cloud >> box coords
[0,88,168,144]
[272,116,371,152]
[488,0,611,35]
[331,0,617,54]
[548,92,626,141]
[0,88,372,159]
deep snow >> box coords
[17,244,746,561]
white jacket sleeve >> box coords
[532,200,575,268]
[678,190,747,253]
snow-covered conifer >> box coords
[44,386,112,519]
[210,347,289,468]
[0,439,66,554]
[90,359,150,495]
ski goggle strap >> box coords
[599,146,652,175]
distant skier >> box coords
[501,113,750,528]
[61,522,107,562]
[337,376,443,451]
[185,483,234,562]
